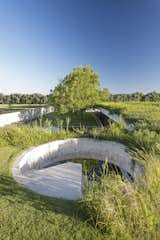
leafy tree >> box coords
[0,93,4,104]
[142,91,160,101]
[99,88,110,101]
[50,65,110,112]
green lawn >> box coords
[0,146,104,240]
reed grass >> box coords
[80,153,160,239]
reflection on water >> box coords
[33,126,60,132]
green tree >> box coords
[99,88,110,101]
[50,65,110,112]
[0,93,4,104]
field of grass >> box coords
[100,101,160,132]
[0,104,45,114]
[0,101,160,239]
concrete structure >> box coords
[86,107,134,131]
[0,107,54,127]
[12,138,141,200]
[98,107,135,131]
[15,162,82,200]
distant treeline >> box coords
[1,91,160,104]
[110,91,160,102]
[0,93,48,104]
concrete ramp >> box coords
[17,162,82,200]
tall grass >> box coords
[0,104,160,239]
[80,153,160,239]
[87,123,160,156]
[0,125,77,148]
[99,101,160,132]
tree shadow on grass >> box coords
[0,175,83,220]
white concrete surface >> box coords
[16,162,82,200]
[0,106,54,127]
[12,138,141,200]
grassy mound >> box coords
[0,108,160,240]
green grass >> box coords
[81,152,160,239]
[99,101,160,132]
[29,110,98,129]
[0,102,160,239]
[0,144,105,240]
[1,140,159,239]
[100,101,160,121]
[0,125,77,148]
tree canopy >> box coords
[110,91,160,102]
[49,65,110,112]
[0,93,48,104]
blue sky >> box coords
[0,0,160,94]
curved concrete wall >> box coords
[12,138,141,179]
[0,106,54,127]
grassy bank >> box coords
[0,103,160,239]
[0,127,105,240]
[0,146,105,240]
[99,101,160,132]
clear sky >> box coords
[0,0,160,94]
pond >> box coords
[33,126,60,132]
